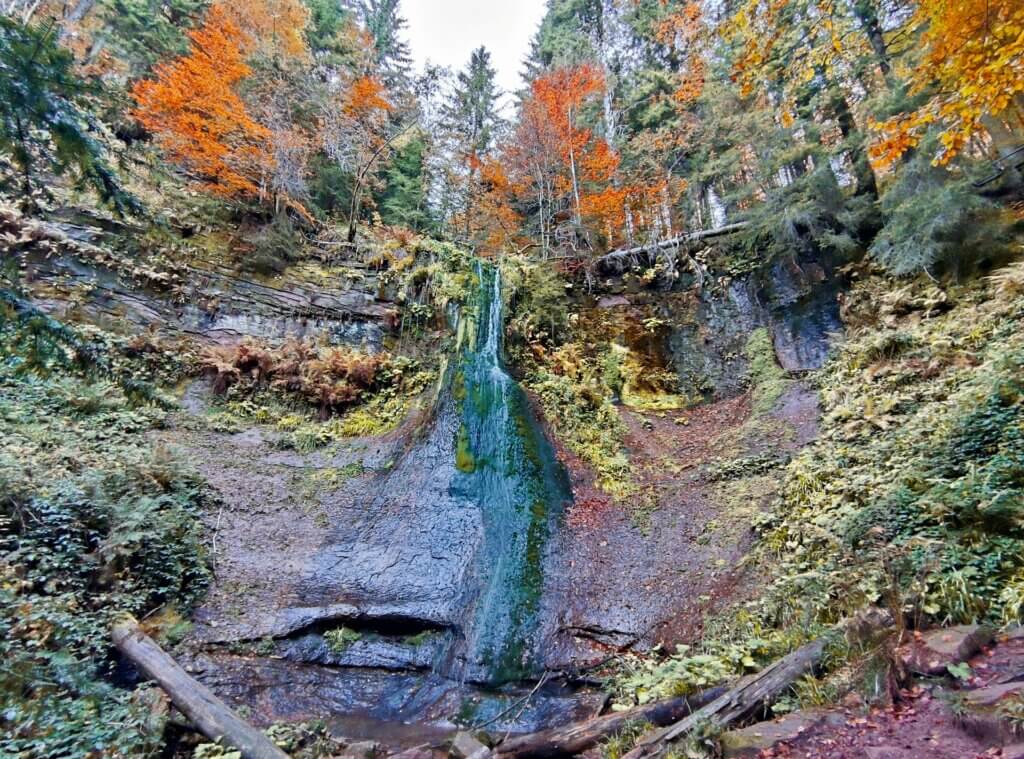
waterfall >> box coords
[452,262,571,684]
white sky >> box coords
[403,0,548,102]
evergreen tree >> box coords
[0,16,138,214]
[376,131,433,231]
[445,47,501,160]
[529,0,603,70]
[439,46,501,242]
[355,0,411,86]
[100,0,209,74]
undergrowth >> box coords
[524,343,636,498]
[193,721,346,759]
[200,338,435,445]
[0,306,210,756]
[745,327,791,415]
[611,263,1024,713]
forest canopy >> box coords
[0,0,1019,276]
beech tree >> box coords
[131,4,273,200]
[869,0,1024,166]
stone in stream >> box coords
[343,741,384,759]
[449,731,490,759]
[388,745,435,759]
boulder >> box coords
[344,741,383,759]
[900,625,995,676]
[964,681,1024,708]
[449,731,490,759]
[719,710,844,758]
[389,745,435,759]
[955,681,1024,744]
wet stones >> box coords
[449,732,490,759]
[719,710,846,758]
[899,625,995,677]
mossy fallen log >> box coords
[622,609,893,759]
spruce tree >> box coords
[440,46,501,243]
[100,0,208,74]
[0,17,138,214]
[356,0,412,86]
[377,132,433,232]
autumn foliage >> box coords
[131,4,273,199]
[344,75,393,117]
[476,62,686,255]
[130,0,317,205]
[869,0,1024,166]
[201,338,391,415]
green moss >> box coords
[744,328,791,415]
[452,369,467,401]
[526,369,636,499]
[402,630,437,647]
[324,627,361,654]
[455,423,476,473]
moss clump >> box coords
[324,626,361,654]
[601,720,655,759]
[402,630,437,647]
[527,366,635,498]
[744,328,790,414]
[455,423,476,473]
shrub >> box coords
[200,338,392,417]
[1,314,209,756]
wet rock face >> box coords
[187,265,570,700]
[293,399,482,633]
[667,251,845,400]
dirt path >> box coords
[722,628,1024,759]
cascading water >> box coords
[210,259,584,737]
[450,262,571,684]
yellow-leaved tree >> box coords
[870,0,1024,166]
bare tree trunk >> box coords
[111,619,289,759]
[568,104,583,227]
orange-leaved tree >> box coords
[869,0,1024,167]
[656,1,707,106]
[131,0,312,204]
[503,63,630,254]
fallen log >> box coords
[495,685,729,758]
[111,618,289,759]
[623,609,893,759]
[622,636,830,759]
[596,222,750,272]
